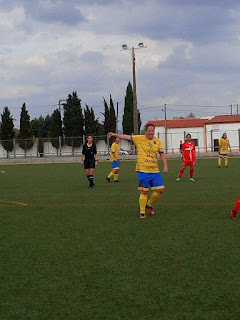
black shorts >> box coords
[84,158,95,169]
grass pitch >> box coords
[1,158,240,320]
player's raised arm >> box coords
[108,132,131,141]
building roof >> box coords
[146,114,240,128]
[146,118,207,129]
[206,114,240,124]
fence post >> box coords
[13,138,16,158]
[59,136,62,156]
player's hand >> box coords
[163,166,168,174]
[95,160,98,167]
[81,160,83,165]
[108,132,115,137]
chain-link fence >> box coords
[0,130,239,159]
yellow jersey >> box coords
[110,142,120,162]
[132,135,164,173]
[219,138,230,153]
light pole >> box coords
[121,43,147,134]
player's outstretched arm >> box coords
[160,152,168,174]
[108,132,131,141]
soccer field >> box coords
[1,158,240,320]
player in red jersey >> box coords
[176,134,196,182]
[231,195,240,220]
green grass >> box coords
[1,158,240,320]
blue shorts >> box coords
[219,153,227,157]
[112,160,120,169]
[138,172,164,191]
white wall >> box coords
[206,123,240,151]
[155,126,205,153]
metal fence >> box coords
[0,130,239,159]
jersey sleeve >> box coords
[219,139,223,146]
[82,145,86,155]
[131,135,142,147]
[111,143,116,154]
[93,144,97,155]
[158,139,164,153]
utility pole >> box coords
[116,101,119,133]
[121,43,147,134]
[230,104,233,115]
[237,104,239,115]
[58,99,66,118]
[132,47,138,135]
[162,104,167,154]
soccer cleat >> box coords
[231,210,237,220]
[106,177,111,183]
[140,213,146,219]
[88,185,94,189]
[190,178,196,182]
[225,166,228,168]
[146,204,155,216]
[176,178,181,182]
[114,180,119,183]
[218,166,221,168]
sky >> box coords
[1,0,240,127]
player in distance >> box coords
[108,123,168,219]
[176,134,196,182]
[106,137,120,183]
[218,133,231,168]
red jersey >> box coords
[182,141,195,161]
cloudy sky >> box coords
[1,0,240,127]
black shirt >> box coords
[82,144,97,159]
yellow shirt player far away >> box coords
[218,133,231,168]
[108,123,168,219]
[106,137,120,183]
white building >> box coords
[147,114,240,154]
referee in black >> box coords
[81,135,98,188]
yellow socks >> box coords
[108,172,114,179]
[218,158,222,166]
[225,157,228,167]
[114,173,119,181]
[139,193,148,214]
[147,191,161,207]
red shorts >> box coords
[183,159,195,168]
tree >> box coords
[31,115,51,157]
[102,97,110,136]
[122,81,134,134]
[0,107,15,154]
[122,82,141,134]
[84,104,98,136]
[50,109,63,151]
[109,95,116,133]
[63,91,84,148]
[186,112,195,118]
[18,103,33,155]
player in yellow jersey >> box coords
[218,133,231,168]
[106,137,120,183]
[108,123,168,219]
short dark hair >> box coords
[222,132,227,139]
[145,123,155,130]
[186,134,191,138]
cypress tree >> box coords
[122,81,134,134]
[0,107,15,154]
[103,97,110,135]
[109,95,116,133]
[19,103,33,154]
[50,109,63,151]
[63,91,84,148]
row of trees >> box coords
[0,82,141,155]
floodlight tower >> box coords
[121,42,147,134]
